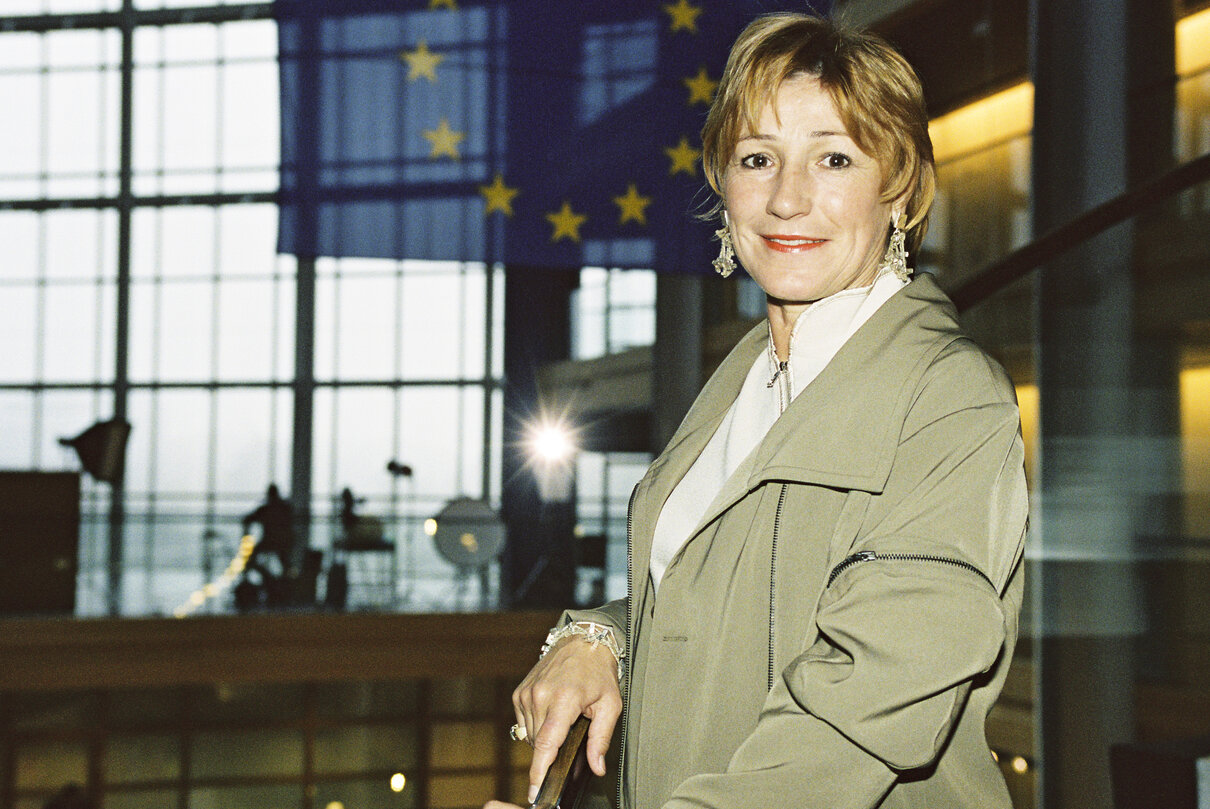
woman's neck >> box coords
[767,301,807,362]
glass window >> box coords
[108,686,184,729]
[0,284,38,383]
[105,790,181,809]
[188,785,303,809]
[314,778,418,809]
[105,734,181,783]
[191,729,304,779]
[428,773,494,809]
[190,682,305,726]
[314,725,418,775]
[14,739,88,790]
[429,721,494,770]
[314,680,421,720]
[429,677,493,717]
[1,1,501,619]
[571,267,655,359]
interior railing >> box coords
[950,150,1210,311]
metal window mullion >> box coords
[31,33,50,469]
[207,17,223,545]
[143,208,164,615]
[0,5,274,34]
[326,261,341,510]
[106,0,136,615]
[293,254,317,549]
[214,20,225,194]
[205,203,222,594]
[392,256,404,581]
[455,264,468,493]
[268,254,282,485]
[481,263,496,503]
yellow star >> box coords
[423,118,466,160]
[663,0,702,33]
[664,136,701,176]
[683,66,718,106]
[546,201,588,243]
[401,40,444,83]
[428,0,457,9]
[613,183,652,226]
[479,173,520,217]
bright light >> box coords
[522,413,580,502]
[390,772,407,792]
[424,518,438,536]
[325,803,345,809]
[529,421,576,463]
[1011,756,1028,774]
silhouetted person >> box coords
[338,486,360,541]
[242,483,296,581]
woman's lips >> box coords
[761,235,826,253]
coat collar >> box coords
[632,274,964,555]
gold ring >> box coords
[509,723,528,742]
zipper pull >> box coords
[826,550,878,587]
[767,360,789,388]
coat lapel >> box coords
[627,322,768,596]
[685,275,961,539]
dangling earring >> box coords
[880,217,910,283]
[713,213,736,278]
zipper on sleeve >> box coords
[768,484,787,692]
[826,550,994,589]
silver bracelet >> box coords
[540,621,625,681]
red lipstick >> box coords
[761,235,827,253]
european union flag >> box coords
[276,0,830,273]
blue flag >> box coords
[276,0,830,273]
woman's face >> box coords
[722,74,900,305]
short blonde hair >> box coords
[701,13,936,257]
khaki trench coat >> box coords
[564,274,1029,809]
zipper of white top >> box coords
[826,550,994,589]
[767,359,791,413]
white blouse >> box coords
[649,269,908,590]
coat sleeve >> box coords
[558,598,629,646]
[663,343,1029,809]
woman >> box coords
[489,12,1027,809]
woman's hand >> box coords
[513,636,622,803]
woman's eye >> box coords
[739,153,772,169]
[823,152,852,169]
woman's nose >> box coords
[766,165,813,219]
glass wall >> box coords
[932,8,1210,808]
[3,676,523,809]
[0,4,503,617]
[570,267,656,361]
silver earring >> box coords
[880,221,910,283]
[713,221,736,278]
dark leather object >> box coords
[531,715,592,809]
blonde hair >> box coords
[701,13,936,257]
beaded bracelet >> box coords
[540,621,625,681]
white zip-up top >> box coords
[649,268,908,590]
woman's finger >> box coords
[584,694,622,776]
[514,678,538,747]
[527,701,579,803]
